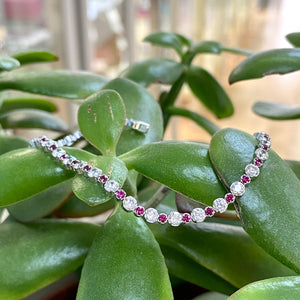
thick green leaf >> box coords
[144,31,191,56]
[167,106,220,135]
[0,219,99,300]
[192,41,222,54]
[286,32,300,47]
[209,128,300,273]
[0,135,28,155]
[0,70,108,98]
[193,292,227,300]
[54,195,115,218]
[228,276,300,300]
[0,56,20,72]
[161,245,236,295]
[8,181,72,222]
[229,49,300,84]
[77,205,173,300]
[72,156,128,206]
[78,90,125,155]
[286,160,300,180]
[0,109,68,131]
[101,78,163,154]
[0,147,92,207]
[12,50,58,64]
[186,66,234,118]
[120,141,227,204]
[121,58,183,87]
[0,97,57,114]
[151,218,296,289]
[252,101,300,120]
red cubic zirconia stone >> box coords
[158,213,168,224]
[182,213,191,223]
[205,206,215,217]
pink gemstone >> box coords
[135,206,145,216]
[262,145,268,151]
[254,157,263,167]
[99,175,108,183]
[241,174,251,184]
[205,206,215,217]
[116,189,126,200]
[49,144,57,150]
[182,213,191,223]
[225,193,235,203]
[59,154,67,160]
[83,165,92,172]
[158,213,168,224]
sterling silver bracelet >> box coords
[29,131,271,226]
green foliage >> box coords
[0,219,99,300]
[229,48,300,83]
[253,101,300,120]
[0,31,299,300]
[210,129,300,273]
[77,205,173,300]
[228,276,300,300]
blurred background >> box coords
[0,0,299,159]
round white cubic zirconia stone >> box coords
[104,180,119,192]
[122,196,138,211]
[230,181,245,196]
[168,211,182,227]
[191,208,206,223]
[144,208,159,223]
[255,148,269,161]
[213,198,228,213]
[245,164,260,177]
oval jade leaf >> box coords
[151,217,296,289]
[0,148,74,206]
[101,78,163,155]
[120,141,227,204]
[54,194,115,218]
[192,41,222,54]
[186,66,234,118]
[0,97,57,114]
[0,135,28,155]
[286,160,300,180]
[0,219,99,300]
[209,128,300,273]
[12,50,58,64]
[252,101,300,120]
[78,90,125,155]
[0,70,108,98]
[143,31,191,56]
[0,146,92,207]
[228,276,300,300]
[229,48,300,84]
[161,245,236,295]
[286,32,300,47]
[72,156,128,206]
[0,109,68,131]
[0,56,20,72]
[7,180,72,222]
[76,205,173,300]
[121,58,183,87]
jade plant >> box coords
[0,32,299,300]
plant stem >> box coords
[166,106,220,136]
[222,47,253,56]
[144,185,171,209]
